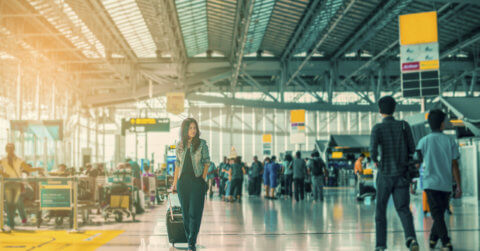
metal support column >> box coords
[376,68,383,102]
[252,108,256,157]
[242,106,245,158]
[469,71,477,96]
[272,109,276,155]
[219,108,223,159]
[95,110,99,163]
[280,62,287,103]
[51,83,56,119]
[336,112,340,134]
[35,73,41,120]
[328,66,335,104]
[16,64,22,120]
[33,135,37,168]
[43,137,48,170]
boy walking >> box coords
[416,109,461,250]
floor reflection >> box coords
[85,188,480,250]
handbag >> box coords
[400,121,420,182]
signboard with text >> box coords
[262,134,272,156]
[121,118,170,135]
[40,180,72,210]
[166,92,185,115]
[399,11,440,97]
[290,110,306,145]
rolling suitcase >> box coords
[166,194,188,245]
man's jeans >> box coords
[219,178,227,196]
[425,189,451,245]
[375,174,417,248]
[284,174,293,197]
[311,175,324,201]
[5,182,22,229]
[294,178,305,201]
[252,176,262,196]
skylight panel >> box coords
[244,0,275,54]
[27,0,105,58]
[102,0,157,58]
[294,0,343,55]
[175,0,208,57]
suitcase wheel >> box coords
[115,212,123,222]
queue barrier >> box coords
[0,176,80,232]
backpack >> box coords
[311,158,325,176]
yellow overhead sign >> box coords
[332,152,343,159]
[290,109,306,123]
[420,60,439,70]
[399,11,438,45]
[167,92,185,115]
[262,134,272,143]
[130,118,156,125]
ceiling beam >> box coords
[331,0,412,59]
[187,94,421,112]
[283,0,358,87]
[294,77,325,103]
[280,0,323,61]
[240,72,278,102]
[230,0,255,92]
[417,0,480,6]
[441,31,480,59]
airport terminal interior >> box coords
[0,0,480,250]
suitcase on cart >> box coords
[166,194,188,245]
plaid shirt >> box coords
[370,116,415,176]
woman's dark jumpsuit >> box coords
[177,147,207,248]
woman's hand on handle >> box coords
[171,182,177,194]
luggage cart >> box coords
[156,174,169,203]
[77,176,102,224]
[103,170,136,223]
[22,181,42,228]
[36,177,77,229]
[142,176,157,207]
[356,169,376,201]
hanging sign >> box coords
[399,11,440,97]
[262,134,272,156]
[290,109,306,145]
[121,118,170,135]
[166,92,185,115]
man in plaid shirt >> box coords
[370,96,418,251]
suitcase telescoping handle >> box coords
[169,194,174,221]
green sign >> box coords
[121,118,170,135]
[40,181,72,210]
[108,176,132,183]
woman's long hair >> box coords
[180,118,201,152]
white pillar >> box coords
[284,109,288,152]
[219,108,223,159]
[242,106,245,158]
[252,108,256,157]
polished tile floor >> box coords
[89,188,479,251]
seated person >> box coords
[49,164,69,177]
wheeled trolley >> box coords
[103,170,136,223]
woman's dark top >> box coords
[181,148,195,178]
[231,163,244,180]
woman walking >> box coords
[229,156,246,202]
[263,157,271,198]
[172,118,210,251]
